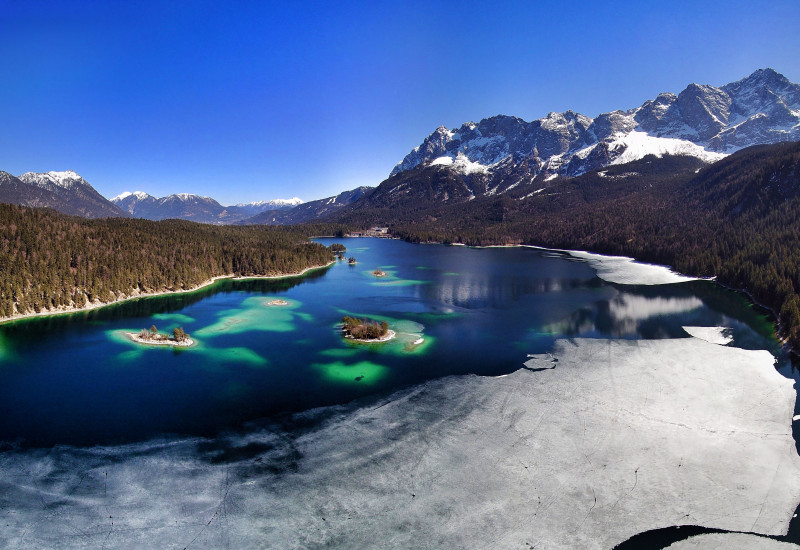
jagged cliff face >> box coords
[390,69,800,196]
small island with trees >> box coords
[348,257,357,265]
[341,315,395,342]
[372,268,386,277]
[127,325,194,347]
[329,243,347,262]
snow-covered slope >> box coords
[390,69,800,193]
[18,170,88,191]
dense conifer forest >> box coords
[333,142,800,353]
[0,204,336,319]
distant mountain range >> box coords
[110,191,303,224]
[237,186,373,225]
[0,170,127,218]
[0,69,797,226]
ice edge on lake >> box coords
[525,245,704,285]
[1,336,798,549]
[682,326,734,345]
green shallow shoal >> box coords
[116,349,145,362]
[200,346,269,367]
[194,296,303,337]
[0,333,9,363]
[312,360,388,385]
[152,313,196,325]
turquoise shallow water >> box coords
[0,238,782,447]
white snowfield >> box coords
[608,130,727,165]
[1,337,798,549]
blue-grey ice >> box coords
[1,336,798,548]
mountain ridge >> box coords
[0,171,127,218]
[110,192,303,224]
[389,68,799,198]
[239,186,374,225]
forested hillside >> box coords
[333,142,800,352]
[0,204,335,319]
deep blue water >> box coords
[0,238,785,447]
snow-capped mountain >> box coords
[111,192,304,224]
[1,170,128,218]
[390,69,800,196]
[111,191,158,216]
[18,170,88,190]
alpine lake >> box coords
[0,237,794,448]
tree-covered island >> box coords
[127,325,193,347]
[341,315,394,342]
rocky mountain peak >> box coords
[389,69,800,193]
[19,170,88,191]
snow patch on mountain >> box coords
[607,131,727,165]
[430,152,490,174]
[19,170,87,190]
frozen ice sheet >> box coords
[1,338,798,549]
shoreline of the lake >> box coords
[0,260,334,326]
[344,329,396,343]
[124,332,196,348]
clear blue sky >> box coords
[1,0,798,204]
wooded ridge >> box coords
[0,204,336,320]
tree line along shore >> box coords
[0,203,343,320]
